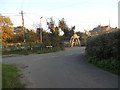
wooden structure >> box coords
[70,34,81,47]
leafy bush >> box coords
[86,30,120,60]
[80,40,86,46]
[25,42,45,51]
[86,30,120,75]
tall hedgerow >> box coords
[85,30,120,75]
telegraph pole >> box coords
[20,10,26,50]
[20,10,26,44]
[40,16,43,43]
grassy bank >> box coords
[36,47,64,54]
[85,30,120,75]
[2,46,64,56]
[87,57,120,75]
[2,64,24,88]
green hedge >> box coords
[86,30,120,60]
[85,30,120,75]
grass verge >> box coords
[36,47,63,54]
[2,47,64,56]
[2,49,29,55]
[87,57,120,75]
[2,64,25,88]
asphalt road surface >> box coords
[3,47,118,88]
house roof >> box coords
[90,25,112,33]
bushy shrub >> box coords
[85,30,120,75]
[86,30,120,60]
[80,40,86,46]
[27,42,45,51]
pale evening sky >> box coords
[0,0,119,33]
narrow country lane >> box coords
[2,47,118,88]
